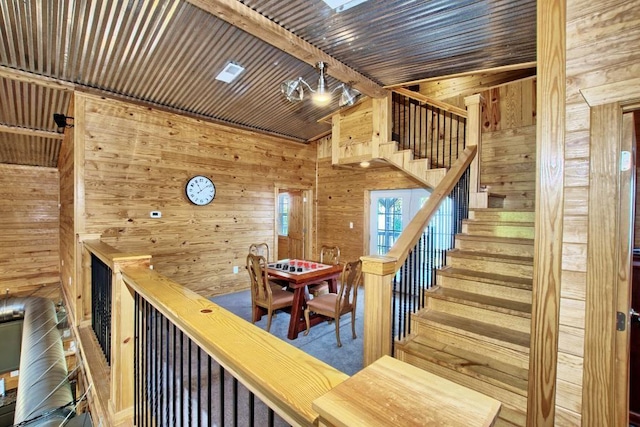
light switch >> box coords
[349,222,353,229]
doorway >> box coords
[369,188,429,256]
[274,186,312,261]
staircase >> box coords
[395,208,534,427]
[377,141,446,189]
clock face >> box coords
[185,175,216,205]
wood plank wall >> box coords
[559,1,640,424]
[420,77,537,209]
[68,92,316,297]
[0,164,60,296]
[315,136,421,265]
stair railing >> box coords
[392,88,468,168]
[392,166,470,347]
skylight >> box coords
[322,0,370,13]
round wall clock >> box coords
[185,175,216,205]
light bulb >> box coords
[312,90,332,106]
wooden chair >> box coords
[246,253,294,332]
[249,242,287,291]
[308,245,341,298]
[303,259,362,347]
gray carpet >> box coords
[210,288,364,376]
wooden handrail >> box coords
[387,145,477,268]
[121,265,349,426]
[393,87,468,118]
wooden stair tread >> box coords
[417,310,531,350]
[454,233,534,246]
[464,219,535,227]
[471,208,534,213]
[438,267,532,290]
[427,287,531,318]
[398,335,529,396]
[447,249,533,265]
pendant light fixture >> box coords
[281,61,360,107]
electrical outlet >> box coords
[233,266,239,274]
[150,211,162,218]
[349,221,353,229]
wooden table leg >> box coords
[287,286,307,340]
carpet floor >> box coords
[210,288,365,376]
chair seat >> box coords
[308,281,329,297]
[267,289,295,308]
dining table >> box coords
[266,259,343,340]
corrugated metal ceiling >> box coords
[0,0,536,168]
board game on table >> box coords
[267,259,331,275]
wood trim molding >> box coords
[527,0,565,425]
[0,65,75,91]
[580,77,640,108]
[184,0,386,99]
[582,102,623,425]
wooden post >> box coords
[110,257,151,424]
[464,94,485,208]
[371,94,392,159]
[360,255,397,366]
[77,233,101,326]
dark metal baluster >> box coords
[208,355,212,427]
[172,323,177,425]
[197,347,202,427]
[268,408,274,427]
[233,377,239,426]
[188,337,192,424]
[220,365,225,426]
[180,330,184,425]
[249,392,255,427]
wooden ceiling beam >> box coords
[0,124,64,140]
[0,66,75,91]
[185,0,387,98]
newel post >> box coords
[360,255,397,366]
[109,256,151,424]
[464,94,485,208]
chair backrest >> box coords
[336,260,362,313]
[246,253,272,304]
[320,245,340,265]
[249,243,270,262]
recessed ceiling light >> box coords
[322,0,369,13]
[215,62,245,83]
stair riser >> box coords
[454,238,534,258]
[436,274,532,304]
[462,223,534,239]
[395,351,528,414]
[469,210,535,223]
[412,316,529,356]
[405,324,530,370]
[447,256,533,279]
[425,297,530,333]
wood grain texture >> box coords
[313,356,501,427]
[0,164,60,295]
[315,157,419,265]
[121,264,349,426]
[73,92,316,297]
[561,0,640,424]
[527,0,565,425]
[583,103,621,426]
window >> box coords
[278,193,289,236]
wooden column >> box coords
[371,95,392,159]
[78,233,101,326]
[527,0,565,424]
[464,94,486,209]
[360,255,397,366]
[110,257,151,424]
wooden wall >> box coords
[68,92,316,297]
[421,77,537,209]
[0,164,60,296]
[557,0,640,424]
[315,136,421,264]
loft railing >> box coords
[391,88,468,168]
[75,240,460,426]
[91,253,112,364]
[392,167,470,347]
